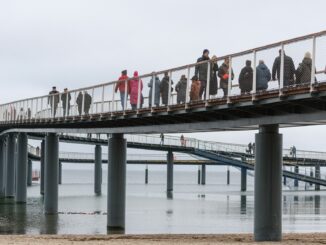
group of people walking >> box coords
[48,87,92,117]
[46,48,317,117]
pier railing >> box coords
[1,31,326,123]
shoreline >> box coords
[1,233,326,244]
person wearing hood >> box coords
[148,74,161,107]
[160,72,173,106]
[115,70,129,110]
[296,52,316,85]
[272,50,296,86]
[209,55,219,97]
[218,58,234,97]
[256,60,271,91]
[175,75,188,104]
[195,49,210,99]
[239,60,253,94]
[129,71,143,110]
[190,75,201,102]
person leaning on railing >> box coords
[209,55,219,98]
[239,60,253,94]
[190,75,201,102]
[61,88,71,117]
[295,52,317,85]
[256,60,271,91]
[115,70,129,110]
[175,75,187,104]
[48,86,60,117]
[160,72,173,106]
[129,71,143,110]
[272,49,296,86]
[148,74,161,107]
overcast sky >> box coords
[2,0,326,152]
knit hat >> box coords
[203,49,209,55]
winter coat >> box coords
[61,92,71,107]
[209,62,218,95]
[239,66,253,93]
[218,63,234,89]
[160,76,173,105]
[256,63,271,90]
[148,77,161,106]
[195,56,210,81]
[115,75,129,93]
[175,78,187,103]
[272,55,295,85]
[190,80,201,101]
[84,93,92,112]
[48,90,60,106]
[296,57,315,84]
[129,78,143,105]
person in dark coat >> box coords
[218,58,234,97]
[160,72,173,106]
[48,86,60,117]
[272,50,296,86]
[209,55,219,97]
[148,74,161,107]
[84,91,92,115]
[239,60,253,94]
[295,52,316,85]
[76,91,83,116]
[195,49,210,99]
[256,60,271,91]
[61,88,71,117]
[175,75,187,104]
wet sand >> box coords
[1,233,326,244]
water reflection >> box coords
[40,214,59,234]
[240,195,247,215]
[315,195,320,215]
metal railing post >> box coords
[101,85,105,115]
[124,79,128,112]
[52,95,55,119]
[65,91,69,119]
[227,56,232,104]
[81,91,85,116]
[205,61,211,103]
[310,36,316,92]
[252,50,257,101]
[137,76,141,112]
[151,74,156,110]
[91,88,95,116]
[279,43,285,96]
[111,84,115,115]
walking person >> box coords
[160,72,173,106]
[84,91,92,115]
[272,50,296,87]
[160,133,164,145]
[129,71,143,110]
[115,70,129,110]
[256,60,271,91]
[295,52,316,85]
[48,86,60,117]
[148,74,161,107]
[239,60,253,94]
[209,55,219,98]
[175,75,187,104]
[218,58,234,97]
[61,88,71,117]
[195,49,210,99]
[190,76,201,102]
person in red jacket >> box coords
[115,70,129,110]
[129,71,143,110]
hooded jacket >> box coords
[296,57,314,84]
[160,75,173,105]
[129,71,143,105]
[115,74,129,93]
[175,77,188,103]
[239,65,253,93]
[256,63,271,90]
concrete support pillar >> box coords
[44,133,59,214]
[283,176,286,186]
[201,164,206,185]
[94,145,102,195]
[107,133,126,230]
[0,137,5,198]
[227,167,230,185]
[254,125,282,241]
[241,167,247,192]
[27,159,32,187]
[145,165,148,184]
[294,166,299,187]
[167,150,174,193]
[15,133,28,203]
[197,166,201,185]
[40,140,45,195]
[58,161,62,185]
[315,165,320,191]
[6,133,16,198]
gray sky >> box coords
[2,0,326,151]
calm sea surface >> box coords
[0,166,325,235]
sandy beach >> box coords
[1,233,326,245]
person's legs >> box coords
[131,104,137,110]
[199,80,206,99]
[120,92,125,109]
